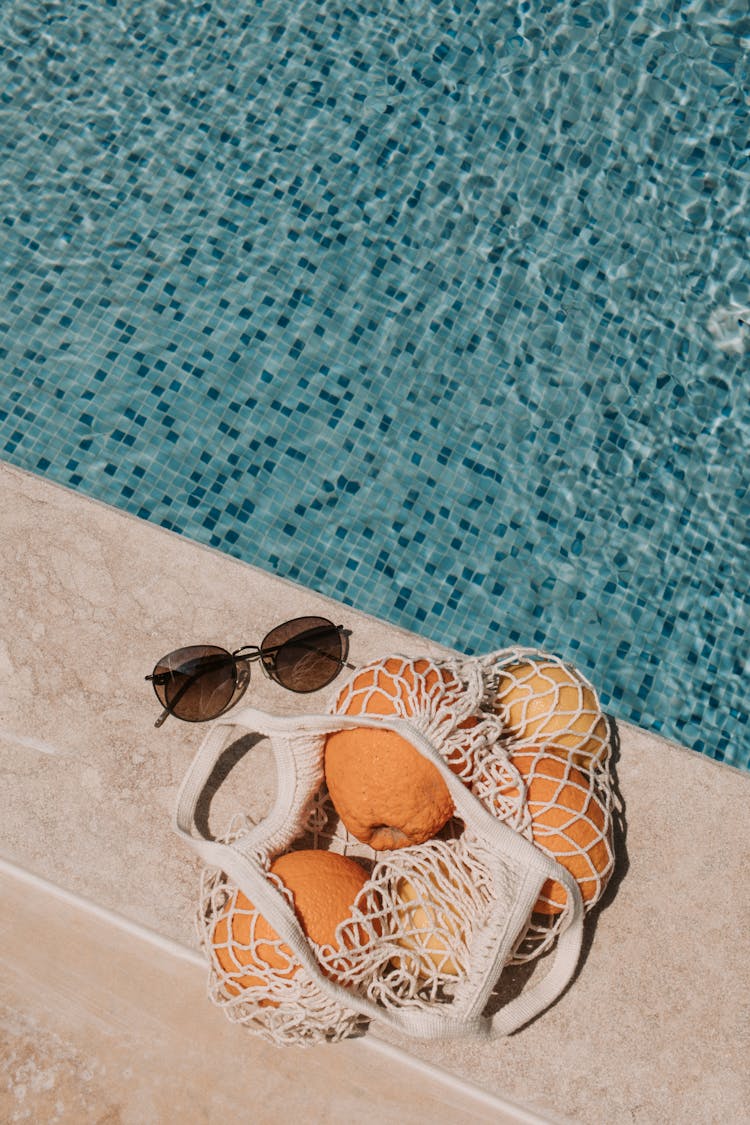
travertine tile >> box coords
[0,863,534,1125]
[1,462,748,1124]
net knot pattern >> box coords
[186,648,616,1044]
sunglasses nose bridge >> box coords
[232,644,262,667]
[235,652,275,684]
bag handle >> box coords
[173,712,387,1022]
[485,895,583,1036]
[382,716,586,1037]
[174,706,331,860]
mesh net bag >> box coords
[174,648,615,1046]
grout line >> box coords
[2,461,423,644]
[0,853,555,1124]
[362,1034,560,1123]
[0,853,206,966]
[6,461,727,772]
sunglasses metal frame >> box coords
[146,618,352,728]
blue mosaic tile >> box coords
[0,0,748,768]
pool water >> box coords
[1,1,747,767]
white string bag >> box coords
[321,650,614,963]
[174,648,614,1046]
[472,648,615,960]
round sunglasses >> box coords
[146,616,350,727]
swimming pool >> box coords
[1,1,747,767]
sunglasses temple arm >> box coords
[254,627,353,668]
[267,643,356,674]
[154,706,171,728]
[150,653,234,727]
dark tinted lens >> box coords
[261,617,346,693]
[151,645,238,721]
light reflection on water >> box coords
[0,0,747,765]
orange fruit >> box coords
[508,751,612,915]
[211,849,371,998]
[325,658,457,849]
[495,658,609,768]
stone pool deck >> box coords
[1,460,748,1124]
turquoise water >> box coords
[1,1,747,767]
